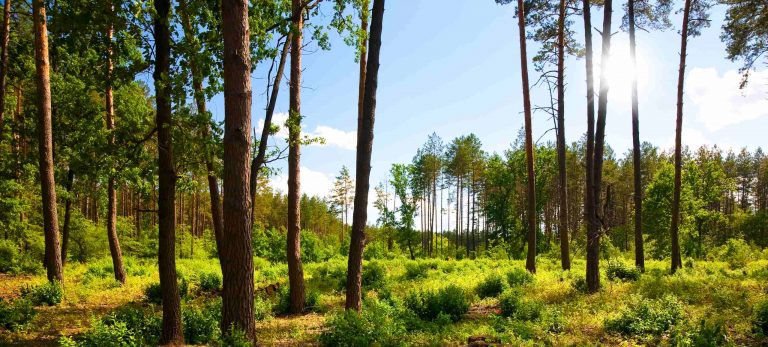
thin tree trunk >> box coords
[589,0,613,293]
[582,0,599,293]
[105,18,127,284]
[556,0,571,271]
[346,0,384,312]
[221,0,256,337]
[628,0,644,271]
[0,0,10,141]
[671,0,692,273]
[288,0,306,313]
[33,0,63,283]
[517,0,537,273]
[61,169,74,266]
[153,0,183,342]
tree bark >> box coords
[556,0,571,271]
[588,0,613,293]
[671,0,692,273]
[33,0,63,283]
[287,0,306,314]
[517,0,537,274]
[105,19,127,285]
[0,0,10,142]
[628,0,644,271]
[346,0,383,312]
[582,0,599,294]
[153,0,183,342]
[250,34,292,231]
[61,169,74,266]
[221,0,256,339]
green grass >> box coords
[0,255,766,346]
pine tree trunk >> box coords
[582,0,599,293]
[671,0,692,273]
[517,0,537,274]
[33,0,63,283]
[61,169,74,266]
[220,0,256,337]
[153,0,183,342]
[288,0,306,314]
[0,0,10,141]
[628,0,645,271]
[346,0,384,311]
[556,0,571,271]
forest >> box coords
[0,0,766,345]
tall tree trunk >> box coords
[33,0,63,283]
[61,169,74,266]
[346,0,383,312]
[556,0,571,271]
[628,0,644,271]
[287,0,306,314]
[671,0,692,273]
[153,0,183,342]
[178,0,225,262]
[0,0,10,141]
[105,19,127,285]
[588,0,613,293]
[517,0,537,274]
[221,0,256,338]
[250,34,292,230]
[582,0,599,293]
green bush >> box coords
[0,239,19,273]
[719,238,754,269]
[275,287,322,314]
[498,290,542,321]
[752,299,768,336]
[571,276,588,293]
[604,295,684,337]
[220,326,253,347]
[198,272,222,293]
[606,260,641,281]
[0,298,36,331]
[670,319,729,347]
[66,305,161,347]
[362,261,387,290]
[73,320,137,347]
[476,274,507,298]
[404,284,470,322]
[404,261,430,280]
[143,277,188,305]
[320,299,405,347]
[183,305,221,345]
[21,281,63,306]
[253,295,272,321]
[506,268,534,287]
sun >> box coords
[602,41,651,103]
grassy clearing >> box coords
[0,254,766,346]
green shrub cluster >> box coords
[404,261,433,280]
[60,305,161,346]
[404,284,470,322]
[606,260,641,281]
[197,272,222,293]
[498,290,542,321]
[0,298,36,331]
[21,281,63,306]
[0,240,44,275]
[506,268,534,287]
[320,299,405,347]
[143,277,188,305]
[362,261,387,290]
[604,295,684,338]
[752,299,768,337]
[274,287,321,314]
[183,304,221,345]
[476,274,507,298]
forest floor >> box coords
[1,254,767,346]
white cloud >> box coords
[256,112,357,150]
[268,166,334,198]
[687,68,768,131]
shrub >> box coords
[506,268,534,287]
[66,305,161,347]
[183,305,221,345]
[571,276,588,293]
[404,261,429,280]
[719,238,754,269]
[498,290,542,321]
[144,277,188,305]
[275,287,322,314]
[198,272,222,293]
[75,320,137,347]
[404,284,470,322]
[320,299,405,347]
[476,274,507,298]
[0,239,19,273]
[21,281,63,306]
[606,260,641,281]
[0,298,36,331]
[362,261,387,290]
[253,295,272,321]
[220,326,253,347]
[604,295,684,337]
[753,299,768,336]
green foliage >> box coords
[21,281,63,306]
[197,272,222,293]
[143,277,188,305]
[498,290,542,321]
[476,273,507,298]
[0,239,43,275]
[362,261,387,290]
[719,238,754,269]
[320,299,406,347]
[0,298,36,331]
[275,286,322,314]
[604,295,684,338]
[220,326,253,347]
[752,299,768,337]
[506,268,534,287]
[404,284,470,322]
[183,304,221,345]
[403,261,431,280]
[606,259,641,281]
[66,305,161,347]
[670,319,730,347]
[571,276,588,293]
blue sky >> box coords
[205,1,767,218]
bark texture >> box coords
[61,169,74,265]
[581,0,598,293]
[556,0,571,271]
[0,0,10,141]
[628,0,645,271]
